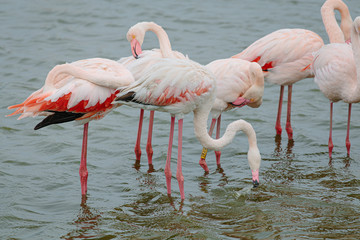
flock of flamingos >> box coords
[7,0,360,200]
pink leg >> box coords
[146,110,154,167]
[134,109,144,162]
[215,115,222,167]
[328,102,334,158]
[286,85,294,140]
[345,103,352,156]
[79,123,89,195]
[199,118,217,172]
[177,119,185,200]
[275,86,284,136]
[165,116,175,196]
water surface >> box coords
[1,0,360,239]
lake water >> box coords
[1,0,360,239]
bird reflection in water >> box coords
[274,134,295,159]
[62,195,101,240]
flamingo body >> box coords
[116,57,262,199]
[233,28,324,139]
[8,58,134,195]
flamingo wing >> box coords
[312,43,356,103]
[8,58,134,128]
[116,58,215,116]
[233,29,324,85]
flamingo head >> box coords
[231,85,264,108]
[126,22,147,59]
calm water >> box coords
[1,0,360,239]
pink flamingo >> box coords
[115,57,262,200]
[199,59,264,172]
[119,22,187,168]
[312,1,356,158]
[7,58,134,195]
[232,28,324,140]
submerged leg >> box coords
[199,118,217,172]
[275,86,284,136]
[79,123,89,195]
[134,109,144,162]
[328,102,334,158]
[286,84,293,140]
[165,116,175,196]
[146,110,155,170]
[215,115,222,167]
[345,103,352,156]
[177,119,185,200]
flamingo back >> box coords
[233,29,324,85]
[116,58,216,119]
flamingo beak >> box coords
[252,169,259,188]
[130,38,143,59]
[231,97,251,107]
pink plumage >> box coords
[233,28,324,140]
[312,0,357,158]
[8,58,134,195]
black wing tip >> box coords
[34,111,85,130]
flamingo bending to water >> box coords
[7,58,134,195]
[199,59,264,172]
[115,57,261,200]
[119,22,187,168]
[233,29,324,140]
[312,0,356,158]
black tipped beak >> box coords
[134,46,139,59]
[252,180,259,188]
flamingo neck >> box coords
[193,101,260,171]
[321,0,352,43]
[144,22,174,58]
[45,64,134,89]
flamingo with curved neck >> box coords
[8,58,135,195]
[115,57,262,199]
[119,22,187,169]
[199,59,264,172]
[312,0,359,159]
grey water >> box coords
[1,0,360,239]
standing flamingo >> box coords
[7,58,134,195]
[119,22,187,169]
[198,59,264,173]
[115,57,262,200]
[312,2,356,158]
[232,28,324,140]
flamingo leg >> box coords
[346,103,352,156]
[165,116,175,196]
[134,109,144,162]
[177,119,185,200]
[286,84,293,140]
[146,110,155,171]
[199,118,217,172]
[328,102,334,158]
[275,86,284,136]
[215,115,222,167]
[79,123,89,195]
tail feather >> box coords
[115,91,136,102]
[34,111,85,130]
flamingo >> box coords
[198,59,264,172]
[7,58,135,195]
[312,1,356,158]
[232,28,324,140]
[119,22,187,168]
[115,57,262,200]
